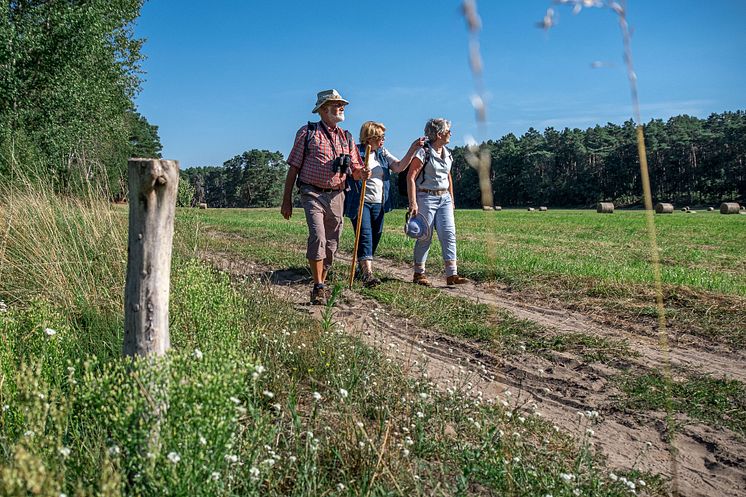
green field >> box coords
[189,207,746,348]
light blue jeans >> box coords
[413,191,457,267]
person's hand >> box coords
[409,202,418,217]
[281,197,293,220]
[410,136,426,151]
[355,167,371,181]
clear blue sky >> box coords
[134,0,746,168]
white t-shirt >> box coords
[364,148,399,203]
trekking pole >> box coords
[349,145,372,289]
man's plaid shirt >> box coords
[287,121,364,190]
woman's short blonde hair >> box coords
[359,121,386,145]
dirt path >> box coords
[201,250,746,497]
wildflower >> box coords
[419,392,429,400]
[2,404,9,412]
[193,348,203,360]
[229,396,241,405]
[573,489,581,496]
[560,473,575,482]
[313,391,322,401]
[167,452,180,464]
[638,480,646,487]
[402,448,410,457]
[586,428,595,436]
[356,421,364,429]
[60,494,67,497]
[210,472,221,481]
[249,466,260,481]
[59,447,71,458]
[44,328,57,337]
[609,473,618,481]
[339,388,348,399]
[263,390,274,399]
[224,454,238,463]
[337,483,346,491]
[108,446,120,456]
[23,430,34,438]
[0,301,7,312]
[261,458,275,467]
[199,435,207,445]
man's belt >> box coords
[299,181,342,193]
[418,188,448,196]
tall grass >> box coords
[0,184,659,496]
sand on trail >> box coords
[201,249,746,497]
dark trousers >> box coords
[351,201,384,261]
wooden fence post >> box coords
[123,158,179,357]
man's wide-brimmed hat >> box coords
[404,212,431,241]
[312,89,349,113]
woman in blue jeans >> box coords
[345,121,423,287]
[406,118,468,287]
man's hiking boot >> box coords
[361,271,381,288]
[310,284,328,305]
[446,274,469,286]
[413,273,432,287]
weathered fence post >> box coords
[123,158,179,357]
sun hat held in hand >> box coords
[404,212,431,240]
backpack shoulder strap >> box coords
[301,121,317,166]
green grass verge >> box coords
[616,371,746,435]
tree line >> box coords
[450,111,746,208]
[0,0,162,197]
[183,110,745,209]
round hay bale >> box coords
[527,207,535,212]
[681,206,690,212]
[539,206,548,212]
[719,202,740,214]
[707,207,714,212]
[597,202,614,214]
[198,202,208,209]
[494,206,502,211]
[655,202,674,214]
[482,205,494,211]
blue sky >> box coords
[134,0,746,168]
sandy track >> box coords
[201,250,746,497]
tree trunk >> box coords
[123,159,179,357]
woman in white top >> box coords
[345,121,423,287]
[406,118,468,287]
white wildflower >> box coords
[210,472,221,481]
[313,391,322,401]
[44,327,57,337]
[356,421,364,429]
[573,489,581,496]
[108,446,120,456]
[419,392,429,400]
[192,348,203,360]
[199,435,207,445]
[224,454,238,463]
[59,447,71,458]
[609,472,618,481]
[416,411,424,418]
[638,479,646,487]
[336,483,346,491]
[263,390,274,399]
[402,448,410,457]
[2,404,10,412]
[261,458,275,467]
[586,428,595,436]
[229,396,241,405]
[339,388,348,399]
[167,452,180,464]
[249,466,260,481]
[560,473,575,482]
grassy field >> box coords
[189,207,746,348]
[1,189,662,496]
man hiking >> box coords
[281,89,371,305]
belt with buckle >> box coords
[300,182,342,193]
[418,188,448,196]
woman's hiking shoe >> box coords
[446,274,469,286]
[413,273,432,287]
[361,272,381,288]
[310,284,328,305]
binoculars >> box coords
[331,154,352,175]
